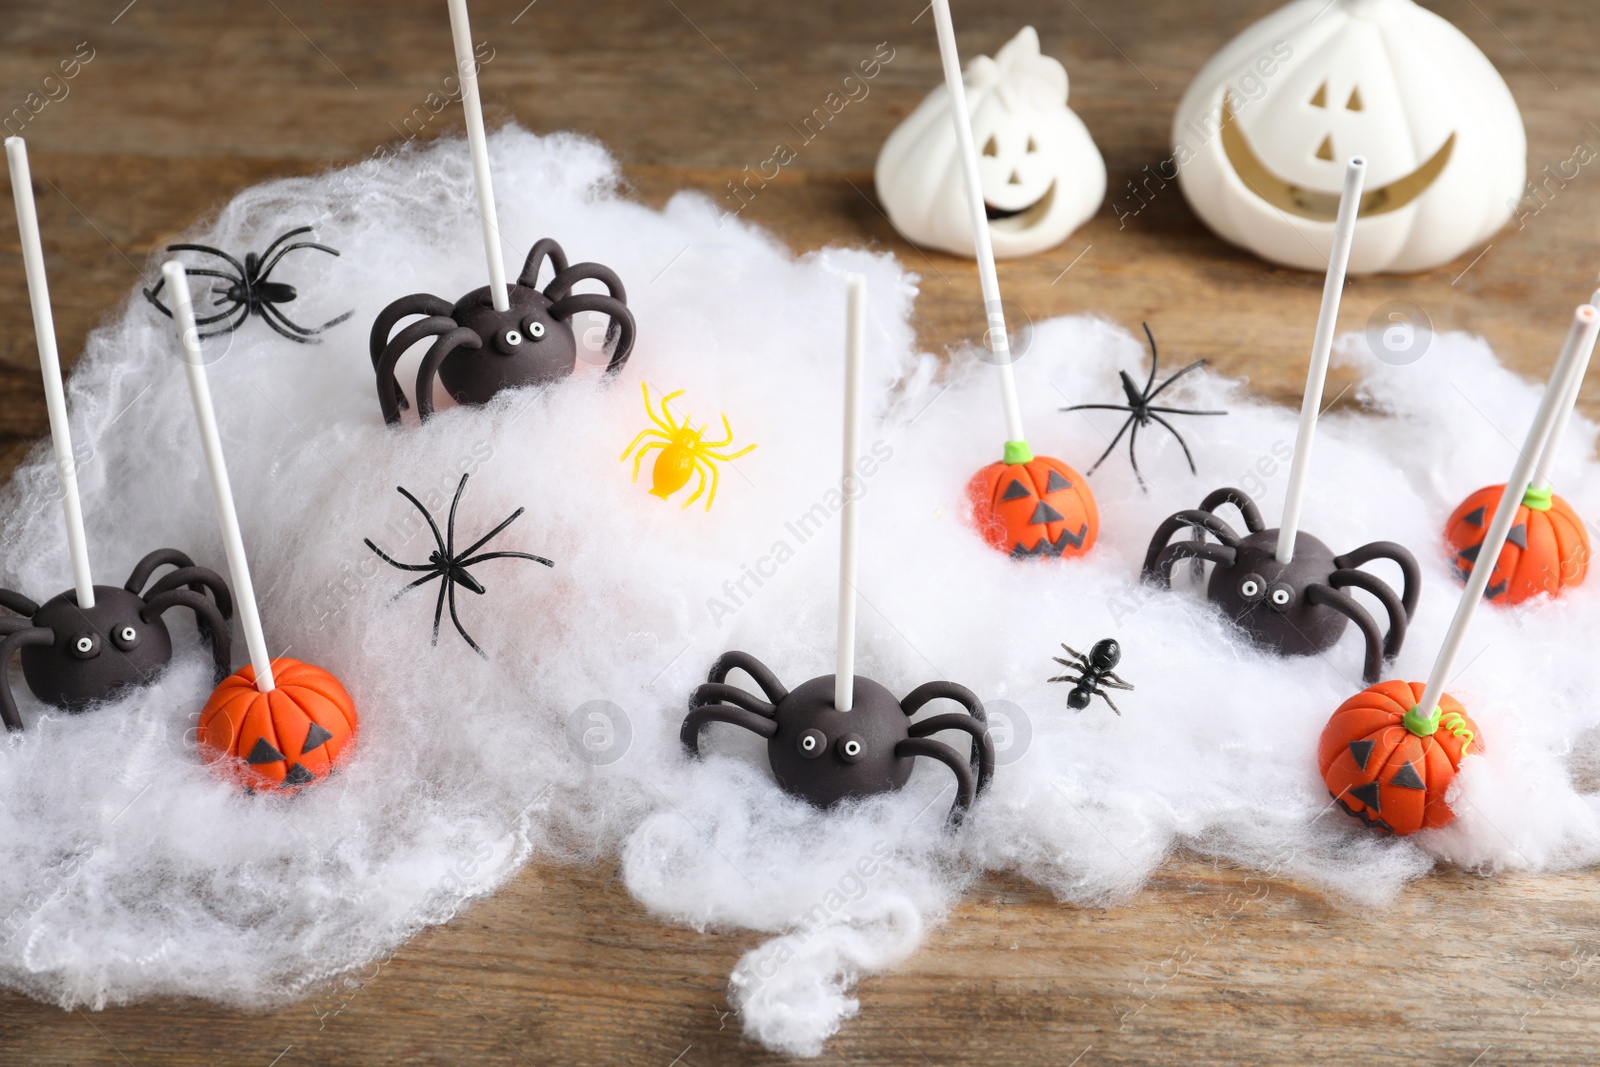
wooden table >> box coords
[3,1,1599,1063]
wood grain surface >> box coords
[2,0,1600,1063]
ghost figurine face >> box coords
[1171,0,1525,274]
[875,26,1106,259]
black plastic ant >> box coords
[1048,638,1134,714]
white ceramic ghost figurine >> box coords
[875,26,1106,259]
[1172,0,1525,274]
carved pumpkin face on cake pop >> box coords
[1445,484,1590,604]
[199,658,358,791]
[1318,679,1477,834]
[967,452,1098,559]
[1172,0,1525,273]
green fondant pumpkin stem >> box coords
[1402,703,1442,737]
[1522,483,1554,511]
[1003,439,1034,465]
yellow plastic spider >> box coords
[620,383,756,511]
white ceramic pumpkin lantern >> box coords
[875,26,1105,259]
[1172,0,1525,274]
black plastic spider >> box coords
[143,225,354,344]
[1060,323,1227,488]
[363,473,552,657]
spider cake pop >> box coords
[925,0,1098,561]
[1443,287,1600,606]
[681,276,994,825]
[1060,323,1227,489]
[164,261,358,792]
[1320,303,1600,835]
[368,0,635,425]
[1,138,233,732]
[143,225,353,343]
[1142,159,1419,685]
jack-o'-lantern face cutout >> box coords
[978,126,1056,225]
[1219,77,1455,221]
[1170,0,1525,274]
[874,26,1106,258]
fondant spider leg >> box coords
[544,261,628,304]
[901,680,994,802]
[1142,510,1245,579]
[369,293,455,369]
[689,682,775,717]
[892,737,978,826]
[0,626,54,731]
[907,713,996,800]
[256,303,322,344]
[706,651,789,703]
[1197,488,1264,533]
[1147,540,1238,587]
[0,589,41,618]
[142,589,232,682]
[445,473,468,557]
[198,303,251,339]
[1336,542,1421,619]
[374,315,457,422]
[430,572,449,646]
[517,238,570,289]
[1093,688,1123,715]
[680,703,778,756]
[548,291,636,374]
[415,328,484,421]
[1128,419,1144,487]
[125,548,197,594]
[1304,583,1385,685]
[1328,568,1408,660]
[143,567,235,655]
[460,550,555,569]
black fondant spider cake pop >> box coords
[1048,639,1132,714]
[1,138,234,733]
[681,276,994,825]
[1060,323,1227,488]
[364,473,554,657]
[369,0,635,426]
[1139,160,1419,685]
[143,225,353,344]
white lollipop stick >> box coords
[7,137,94,608]
[1277,157,1367,565]
[836,274,866,713]
[929,0,1026,451]
[446,0,509,313]
[1414,304,1600,719]
[163,261,275,693]
[1530,286,1600,492]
